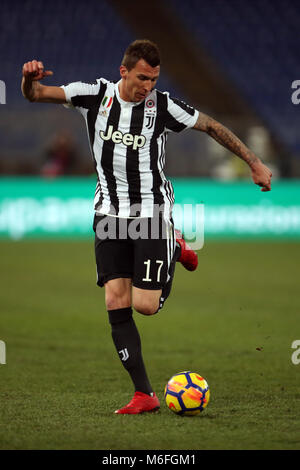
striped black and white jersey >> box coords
[61,78,199,219]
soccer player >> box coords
[21,39,272,414]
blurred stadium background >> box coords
[1,0,300,239]
[1,0,300,451]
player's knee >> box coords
[104,279,132,311]
[133,300,159,316]
[105,289,131,311]
[105,294,131,311]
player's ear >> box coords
[120,65,128,80]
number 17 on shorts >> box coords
[143,259,164,283]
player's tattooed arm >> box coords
[193,111,272,191]
[193,111,259,166]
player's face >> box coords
[120,59,160,102]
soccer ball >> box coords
[164,371,210,416]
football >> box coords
[164,371,210,416]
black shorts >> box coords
[93,213,176,290]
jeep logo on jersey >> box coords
[100,125,146,150]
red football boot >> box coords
[114,391,160,415]
[175,229,198,271]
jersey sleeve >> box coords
[164,93,199,132]
[60,79,104,112]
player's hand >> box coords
[251,160,272,192]
[22,60,53,82]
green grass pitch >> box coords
[0,239,299,450]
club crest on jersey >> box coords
[145,114,155,129]
[100,125,146,150]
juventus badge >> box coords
[145,114,155,129]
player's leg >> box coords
[130,221,199,313]
[94,214,158,413]
[132,246,180,314]
[107,299,160,414]
[130,216,175,315]
[158,229,199,310]
[104,277,153,394]
[96,257,156,408]
[131,215,182,314]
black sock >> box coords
[108,307,153,395]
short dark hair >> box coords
[121,39,161,71]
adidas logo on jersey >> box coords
[100,125,146,150]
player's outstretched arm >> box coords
[193,111,272,192]
[21,60,66,104]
